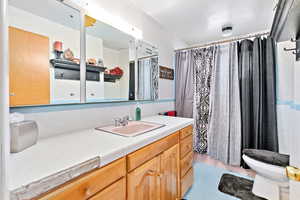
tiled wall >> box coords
[11,100,175,139]
[277,40,300,158]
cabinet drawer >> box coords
[127,132,179,171]
[38,158,126,200]
[52,79,80,102]
[180,125,193,139]
[181,152,193,177]
[181,168,194,197]
[180,135,193,158]
[89,178,126,200]
[86,81,104,100]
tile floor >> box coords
[183,153,257,200]
[194,153,256,178]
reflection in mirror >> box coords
[8,0,81,106]
[136,41,159,101]
[85,15,135,102]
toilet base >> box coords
[252,175,289,200]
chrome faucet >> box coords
[114,116,130,127]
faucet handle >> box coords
[122,116,129,126]
[114,117,122,127]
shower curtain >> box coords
[138,57,159,100]
[239,37,278,165]
[150,57,159,100]
[175,50,194,118]
[175,36,278,163]
[207,43,242,165]
[193,47,217,153]
[138,58,151,100]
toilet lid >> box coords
[243,149,290,167]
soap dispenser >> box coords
[135,103,141,121]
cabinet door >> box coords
[160,144,179,200]
[88,178,126,200]
[128,156,161,200]
[9,27,50,106]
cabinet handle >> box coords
[185,144,191,150]
[147,170,156,176]
[70,93,75,96]
[90,93,95,96]
[84,187,92,197]
[147,170,162,178]
[10,93,15,96]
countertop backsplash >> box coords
[18,101,175,140]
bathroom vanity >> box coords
[9,116,194,200]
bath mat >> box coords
[218,174,266,200]
[184,162,247,199]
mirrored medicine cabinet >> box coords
[8,0,159,107]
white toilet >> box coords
[243,154,289,200]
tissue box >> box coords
[10,120,39,153]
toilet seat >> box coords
[243,149,290,167]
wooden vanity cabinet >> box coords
[36,158,126,200]
[88,177,126,200]
[160,144,180,200]
[127,156,161,200]
[179,125,194,197]
[127,144,180,200]
[36,125,194,200]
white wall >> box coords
[102,47,130,99]
[119,49,130,98]
[103,47,120,68]
[276,40,300,155]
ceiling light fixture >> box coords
[222,25,233,37]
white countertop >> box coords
[9,115,193,194]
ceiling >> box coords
[130,0,277,46]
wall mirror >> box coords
[8,0,159,107]
[8,0,81,107]
[84,15,136,102]
[136,40,159,101]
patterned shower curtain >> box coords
[192,47,217,153]
[207,43,242,165]
[150,56,159,100]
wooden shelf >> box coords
[104,74,122,83]
[50,59,106,72]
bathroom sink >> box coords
[95,121,165,137]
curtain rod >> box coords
[138,55,158,60]
[175,31,270,52]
